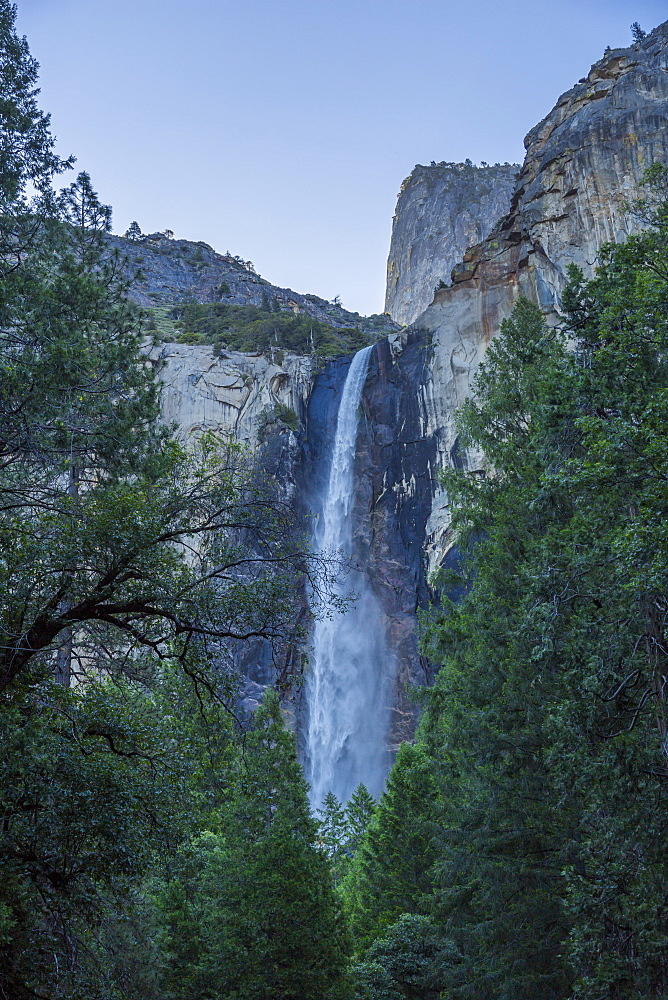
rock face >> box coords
[395,21,668,578]
[355,334,440,739]
[384,162,518,326]
[150,340,315,712]
[296,338,437,755]
[152,341,313,456]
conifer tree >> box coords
[415,169,668,996]
[317,784,377,886]
[351,913,455,1000]
[0,1,314,697]
[342,744,438,954]
[345,783,377,853]
[160,692,350,1000]
[319,790,350,882]
[124,219,143,240]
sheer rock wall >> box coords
[396,21,668,578]
[153,20,668,741]
[344,20,668,738]
[153,341,312,457]
[385,162,518,326]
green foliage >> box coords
[631,20,646,43]
[345,783,377,853]
[124,219,143,240]
[158,692,350,1000]
[317,784,377,887]
[0,666,234,998]
[0,164,313,699]
[319,790,349,859]
[146,303,181,341]
[2,169,166,487]
[351,914,456,1000]
[0,0,71,209]
[258,400,300,436]
[410,169,668,998]
[169,299,372,356]
[342,744,438,955]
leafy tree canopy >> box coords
[0,6,338,997]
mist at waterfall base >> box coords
[304,346,394,810]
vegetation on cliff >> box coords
[158,299,374,357]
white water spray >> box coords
[305,346,392,809]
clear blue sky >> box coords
[15,0,668,315]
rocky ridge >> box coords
[384,161,518,325]
[113,232,395,340]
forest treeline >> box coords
[3,2,668,997]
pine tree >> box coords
[317,785,377,887]
[351,913,455,1000]
[160,692,350,1000]
[0,124,318,692]
[345,783,377,853]
[0,0,71,223]
[0,160,312,694]
[319,790,350,881]
[124,219,143,240]
[342,744,438,955]
[631,21,646,43]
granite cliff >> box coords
[121,233,394,470]
[313,18,668,744]
[384,161,518,326]
[143,19,668,747]
[382,20,668,582]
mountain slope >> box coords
[111,231,397,343]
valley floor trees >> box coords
[158,692,350,1000]
[8,2,668,997]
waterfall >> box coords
[305,345,392,809]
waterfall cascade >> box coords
[305,345,393,809]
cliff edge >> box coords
[385,161,518,326]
